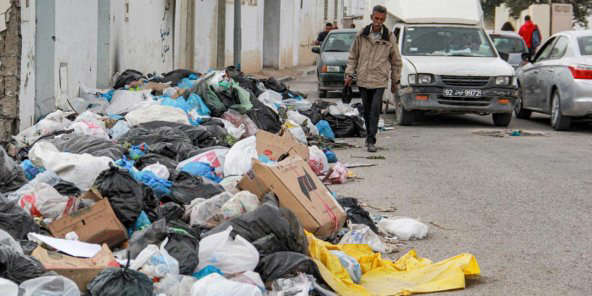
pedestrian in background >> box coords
[314,23,334,45]
[345,5,402,153]
[519,15,541,56]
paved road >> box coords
[288,74,592,295]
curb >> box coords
[278,68,316,83]
[277,76,294,83]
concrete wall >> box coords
[193,0,218,72]
[224,0,263,73]
[0,0,20,145]
[18,0,34,130]
[298,0,325,67]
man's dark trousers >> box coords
[359,87,384,145]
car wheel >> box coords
[395,100,414,126]
[514,87,532,119]
[492,113,512,127]
[551,91,571,131]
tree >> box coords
[504,0,592,27]
[482,0,505,23]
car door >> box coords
[537,36,569,113]
[521,37,557,111]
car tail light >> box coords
[321,65,327,73]
[568,65,592,80]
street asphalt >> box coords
[287,73,592,295]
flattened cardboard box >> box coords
[48,193,127,248]
[256,130,309,162]
[248,156,345,239]
[32,244,119,292]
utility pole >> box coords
[234,0,242,70]
[217,0,225,69]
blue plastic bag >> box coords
[101,89,115,102]
[129,144,148,160]
[20,160,45,180]
[135,170,172,197]
[187,93,210,116]
[181,162,221,183]
[177,78,197,89]
[316,120,336,141]
[323,149,338,163]
[128,211,152,237]
[193,265,223,280]
[161,96,193,113]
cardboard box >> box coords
[48,195,128,248]
[245,156,346,239]
[32,244,119,292]
[256,130,309,162]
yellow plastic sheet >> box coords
[306,232,480,296]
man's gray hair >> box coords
[372,5,387,14]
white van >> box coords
[387,0,518,126]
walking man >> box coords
[519,15,541,56]
[314,22,334,45]
[344,5,402,153]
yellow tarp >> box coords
[306,232,480,296]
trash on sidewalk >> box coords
[190,273,262,296]
[339,224,386,253]
[473,129,548,138]
[197,226,260,274]
[378,217,429,240]
[32,244,119,291]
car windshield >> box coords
[322,33,355,52]
[491,35,526,53]
[402,26,496,57]
[578,36,592,56]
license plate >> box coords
[443,88,482,97]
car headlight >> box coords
[495,76,512,85]
[408,74,433,84]
[326,65,341,73]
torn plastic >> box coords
[130,238,180,279]
[339,224,386,253]
[190,192,233,228]
[308,146,329,176]
[221,191,260,220]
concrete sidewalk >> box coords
[248,65,316,83]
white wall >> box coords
[19,0,35,130]
[54,0,98,109]
[224,1,264,73]
[193,0,218,72]
[109,0,174,75]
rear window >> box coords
[578,36,592,55]
[491,35,527,54]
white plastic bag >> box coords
[109,120,130,140]
[257,90,284,113]
[220,118,246,140]
[131,238,180,279]
[154,274,198,296]
[223,136,257,177]
[230,271,266,292]
[191,273,262,296]
[0,229,23,254]
[378,217,429,240]
[68,111,109,139]
[29,141,113,191]
[329,102,359,117]
[177,148,229,178]
[184,198,206,221]
[126,104,190,126]
[221,191,260,220]
[13,110,72,147]
[339,224,386,253]
[308,146,329,176]
[285,120,307,145]
[142,162,170,180]
[190,192,234,228]
[197,226,259,274]
[287,110,319,136]
[270,273,316,296]
[0,278,18,296]
[284,99,313,112]
[19,276,80,296]
[17,182,77,219]
[105,89,153,115]
[219,176,243,194]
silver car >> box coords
[489,31,529,69]
[516,30,592,130]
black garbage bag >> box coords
[256,252,320,283]
[53,180,81,196]
[134,153,179,177]
[19,240,38,256]
[193,77,227,117]
[263,77,288,93]
[114,69,145,89]
[166,172,224,205]
[299,106,323,125]
[156,202,185,222]
[160,69,199,86]
[120,125,192,147]
[94,165,145,228]
[208,199,308,255]
[0,246,47,283]
[337,197,378,233]
[247,99,281,133]
[164,231,200,275]
[128,219,169,258]
[48,134,126,160]
[149,142,200,162]
[342,85,353,104]
[87,266,153,296]
[323,114,366,138]
[0,147,27,193]
[0,198,40,240]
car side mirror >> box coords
[521,53,531,63]
[312,47,321,54]
[499,52,509,62]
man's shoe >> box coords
[367,144,377,153]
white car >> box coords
[516,30,592,130]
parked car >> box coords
[489,31,529,69]
[392,0,518,127]
[312,29,357,98]
[516,30,592,130]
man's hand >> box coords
[391,83,398,94]
[344,75,353,87]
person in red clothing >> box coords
[519,15,541,56]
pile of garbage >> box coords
[0,67,480,296]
